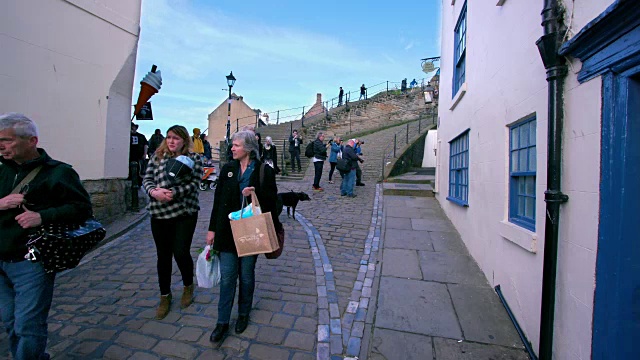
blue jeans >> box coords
[0,260,55,360]
[217,252,258,324]
[341,169,356,196]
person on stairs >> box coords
[288,129,302,172]
[261,136,280,174]
[360,84,367,100]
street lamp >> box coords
[225,71,236,142]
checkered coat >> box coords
[143,152,203,219]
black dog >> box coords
[277,191,311,219]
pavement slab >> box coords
[383,229,434,251]
[381,249,422,279]
[375,277,463,339]
[370,328,434,360]
[433,337,529,360]
[418,251,488,285]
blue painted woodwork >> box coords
[447,129,469,206]
[452,2,467,97]
[561,1,640,357]
[559,0,640,83]
[509,116,536,231]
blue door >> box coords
[593,69,640,359]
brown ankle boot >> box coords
[155,293,172,320]
[181,284,195,309]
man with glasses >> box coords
[0,113,92,360]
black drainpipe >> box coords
[535,0,569,359]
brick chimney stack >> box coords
[316,93,322,104]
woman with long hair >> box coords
[261,136,280,174]
[143,125,203,320]
[207,130,281,342]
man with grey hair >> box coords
[0,113,93,360]
[312,131,328,191]
[340,139,358,197]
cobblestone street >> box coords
[1,123,527,360]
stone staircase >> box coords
[251,91,430,182]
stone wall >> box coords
[82,179,128,223]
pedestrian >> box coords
[207,130,282,342]
[355,139,365,186]
[201,134,212,161]
[359,84,367,100]
[261,136,280,174]
[401,78,408,94]
[338,87,344,106]
[328,136,343,184]
[143,125,203,320]
[0,113,93,360]
[410,78,418,88]
[340,139,358,198]
[148,128,164,157]
[130,122,148,184]
[312,131,328,191]
[192,128,204,155]
[288,129,302,172]
[255,132,263,160]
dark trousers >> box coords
[313,161,324,188]
[150,213,198,295]
[329,162,337,181]
[218,252,258,324]
[289,149,301,171]
[356,162,362,184]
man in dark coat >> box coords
[340,139,358,197]
[288,129,302,172]
[0,113,93,360]
[312,131,327,191]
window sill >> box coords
[499,220,538,253]
[449,83,467,110]
[446,196,468,207]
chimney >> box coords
[316,93,322,104]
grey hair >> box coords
[316,131,324,139]
[232,130,260,159]
[0,113,39,138]
[265,136,272,145]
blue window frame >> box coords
[509,116,536,230]
[447,130,469,206]
[453,2,467,97]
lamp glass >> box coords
[226,72,236,87]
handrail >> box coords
[380,108,437,180]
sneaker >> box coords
[312,186,324,191]
[356,182,365,186]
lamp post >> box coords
[225,71,236,142]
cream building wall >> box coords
[207,94,258,158]
[1,0,142,180]
[436,1,612,358]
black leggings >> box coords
[329,162,337,181]
[150,213,198,295]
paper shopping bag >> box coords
[230,191,279,257]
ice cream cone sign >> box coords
[132,65,163,120]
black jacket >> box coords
[0,149,93,261]
[288,135,301,152]
[342,145,358,170]
[313,139,327,160]
[208,160,282,254]
[261,144,278,170]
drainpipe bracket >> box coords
[544,190,569,204]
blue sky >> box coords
[133,0,441,137]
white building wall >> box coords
[1,0,142,180]
[422,130,438,167]
[436,1,611,358]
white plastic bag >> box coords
[196,245,220,288]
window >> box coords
[448,130,469,206]
[509,116,536,230]
[453,2,467,97]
